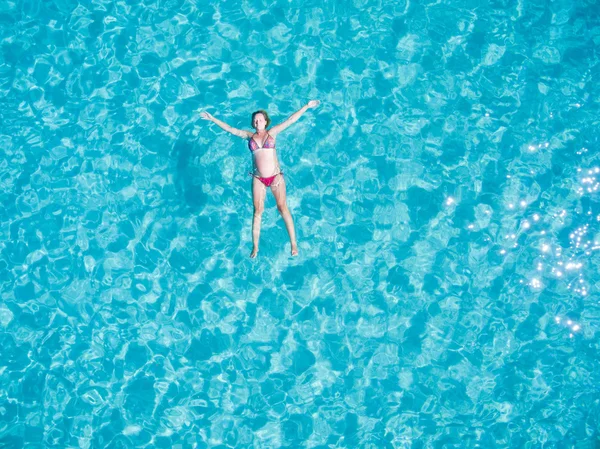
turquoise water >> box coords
[1,0,600,447]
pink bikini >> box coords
[248,133,283,187]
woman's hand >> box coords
[200,111,214,121]
[307,100,320,108]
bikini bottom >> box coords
[251,172,283,187]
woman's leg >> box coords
[271,175,298,256]
[251,177,266,258]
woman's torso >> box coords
[249,132,280,177]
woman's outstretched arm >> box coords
[269,100,320,137]
[201,112,253,139]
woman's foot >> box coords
[250,248,259,258]
[291,245,298,257]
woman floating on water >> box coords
[201,100,320,258]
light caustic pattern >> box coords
[1,0,600,448]
[494,157,599,338]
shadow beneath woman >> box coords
[172,124,209,213]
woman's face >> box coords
[253,113,267,130]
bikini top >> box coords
[248,133,275,153]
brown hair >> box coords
[251,110,271,128]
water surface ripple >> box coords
[1,0,600,447]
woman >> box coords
[200,100,320,258]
